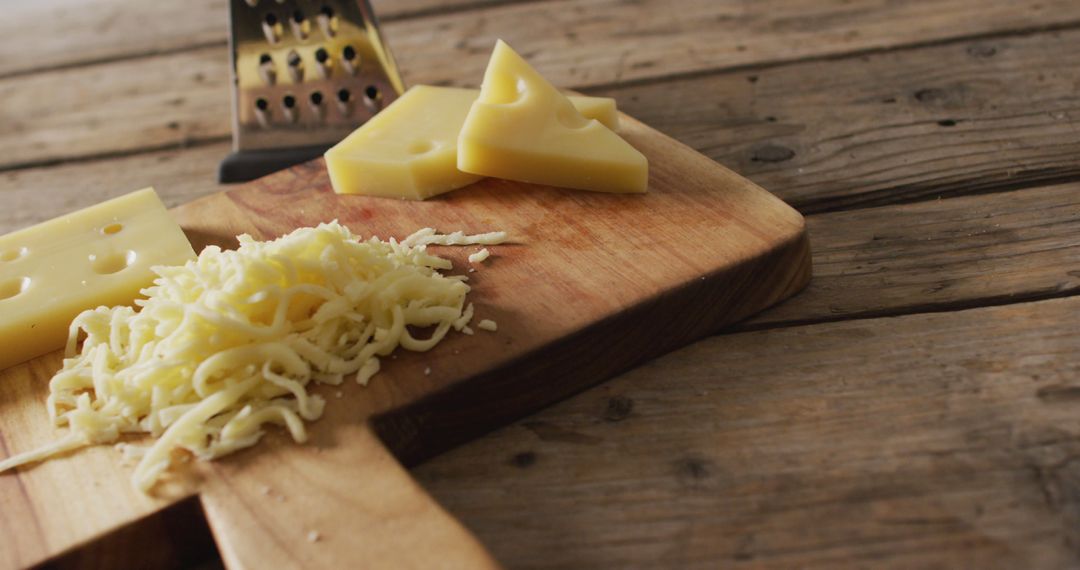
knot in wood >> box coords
[914,88,948,104]
[603,395,635,422]
[966,44,998,58]
[751,144,795,163]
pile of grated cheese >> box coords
[0,221,504,492]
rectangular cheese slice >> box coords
[0,188,195,371]
[457,40,648,194]
[324,85,619,200]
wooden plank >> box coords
[388,0,1080,90]
[0,0,530,78]
[5,23,1080,204]
[0,355,174,570]
[199,425,501,570]
[7,0,1078,81]
[0,0,225,77]
[0,143,232,233]
[0,116,809,567]
[414,294,1080,569]
[603,27,1080,213]
[746,182,1080,328]
[0,48,229,171]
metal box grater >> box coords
[219,0,405,182]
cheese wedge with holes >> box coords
[0,188,195,371]
[458,40,648,193]
[324,86,619,199]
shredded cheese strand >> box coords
[0,222,499,492]
[400,228,508,248]
[468,248,491,264]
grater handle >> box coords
[218,144,332,183]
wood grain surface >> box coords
[8,27,1080,219]
[7,0,1079,85]
[746,182,1080,328]
[3,0,1079,567]
[0,0,532,78]
[611,28,1080,213]
[6,0,1080,171]
[416,294,1080,569]
[0,116,808,567]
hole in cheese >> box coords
[101,223,123,236]
[407,141,434,154]
[556,103,589,129]
[89,250,136,275]
[1,247,26,262]
[484,75,526,106]
[0,276,29,300]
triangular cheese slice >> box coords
[325,85,622,200]
[457,40,648,193]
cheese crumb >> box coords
[0,222,505,493]
[468,248,491,264]
[477,319,498,332]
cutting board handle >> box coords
[199,424,501,569]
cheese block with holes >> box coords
[325,86,619,200]
[0,188,195,371]
[457,40,648,193]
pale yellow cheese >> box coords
[0,188,195,371]
[468,248,491,264]
[458,40,648,194]
[324,85,619,200]
[566,95,619,131]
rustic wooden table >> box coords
[3,0,1079,568]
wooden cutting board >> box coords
[0,114,810,569]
